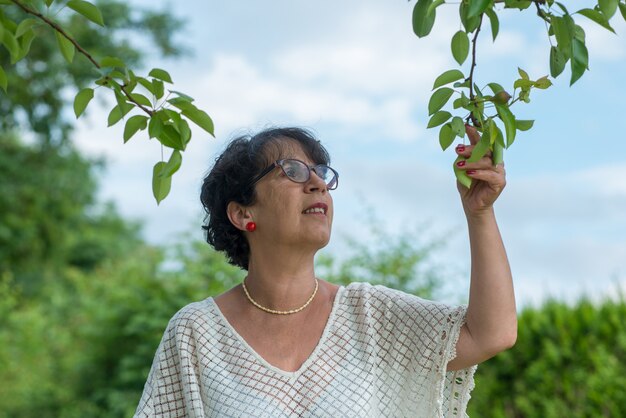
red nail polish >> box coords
[467,170,476,175]
[456,160,466,167]
[456,145,465,152]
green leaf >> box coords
[129,93,152,107]
[182,107,215,135]
[451,116,465,138]
[428,111,452,128]
[3,30,20,63]
[554,2,570,14]
[137,77,155,95]
[518,67,529,80]
[44,0,54,6]
[170,90,195,101]
[55,31,74,63]
[468,0,491,18]
[178,119,192,146]
[493,123,506,149]
[67,0,104,26]
[570,38,588,85]
[153,79,165,99]
[577,8,615,33]
[73,88,94,118]
[453,92,470,109]
[412,0,436,38]
[100,56,126,68]
[492,141,504,166]
[620,2,626,21]
[439,123,455,150]
[123,115,148,142]
[468,132,491,162]
[149,68,173,83]
[460,1,481,32]
[426,0,445,17]
[551,16,572,57]
[107,102,133,127]
[148,115,163,138]
[451,31,470,65]
[15,18,38,37]
[454,156,473,188]
[484,8,499,41]
[157,125,185,150]
[162,150,183,177]
[15,28,35,62]
[503,0,531,10]
[516,119,534,131]
[428,87,454,115]
[495,104,516,147]
[168,97,194,109]
[0,65,7,92]
[487,82,505,94]
[573,24,586,43]
[549,46,567,77]
[534,76,552,89]
[598,0,618,19]
[513,78,534,90]
[152,161,172,204]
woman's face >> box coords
[247,141,334,252]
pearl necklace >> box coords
[242,277,318,315]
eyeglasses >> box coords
[251,159,339,190]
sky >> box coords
[73,0,626,308]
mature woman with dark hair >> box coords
[134,126,516,417]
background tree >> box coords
[0,0,183,147]
[1,0,213,203]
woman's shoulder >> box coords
[340,281,463,317]
[165,297,216,333]
[342,281,427,304]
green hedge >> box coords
[469,297,626,417]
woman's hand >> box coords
[454,124,506,218]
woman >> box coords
[134,126,516,417]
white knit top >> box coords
[134,282,476,417]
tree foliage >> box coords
[0,134,142,293]
[0,0,213,203]
[413,0,626,187]
[469,297,626,417]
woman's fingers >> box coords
[455,144,492,162]
[455,155,499,171]
[465,124,481,145]
[464,166,507,190]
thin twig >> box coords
[467,15,483,126]
[10,0,154,116]
[10,0,100,68]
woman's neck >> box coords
[244,251,318,312]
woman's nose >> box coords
[305,169,327,193]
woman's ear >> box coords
[226,201,253,231]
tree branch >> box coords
[9,0,154,117]
[468,15,483,126]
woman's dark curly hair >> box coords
[200,127,331,270]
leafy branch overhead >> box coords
[0,0,215,204]
[413,0,625,187]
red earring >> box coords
[245,222,256,232]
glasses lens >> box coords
[280,160,309,182]
[314,165,338,190]
[278,160,338,190]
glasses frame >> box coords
[251,158,339,190]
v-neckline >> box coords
[208,285,345,379]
